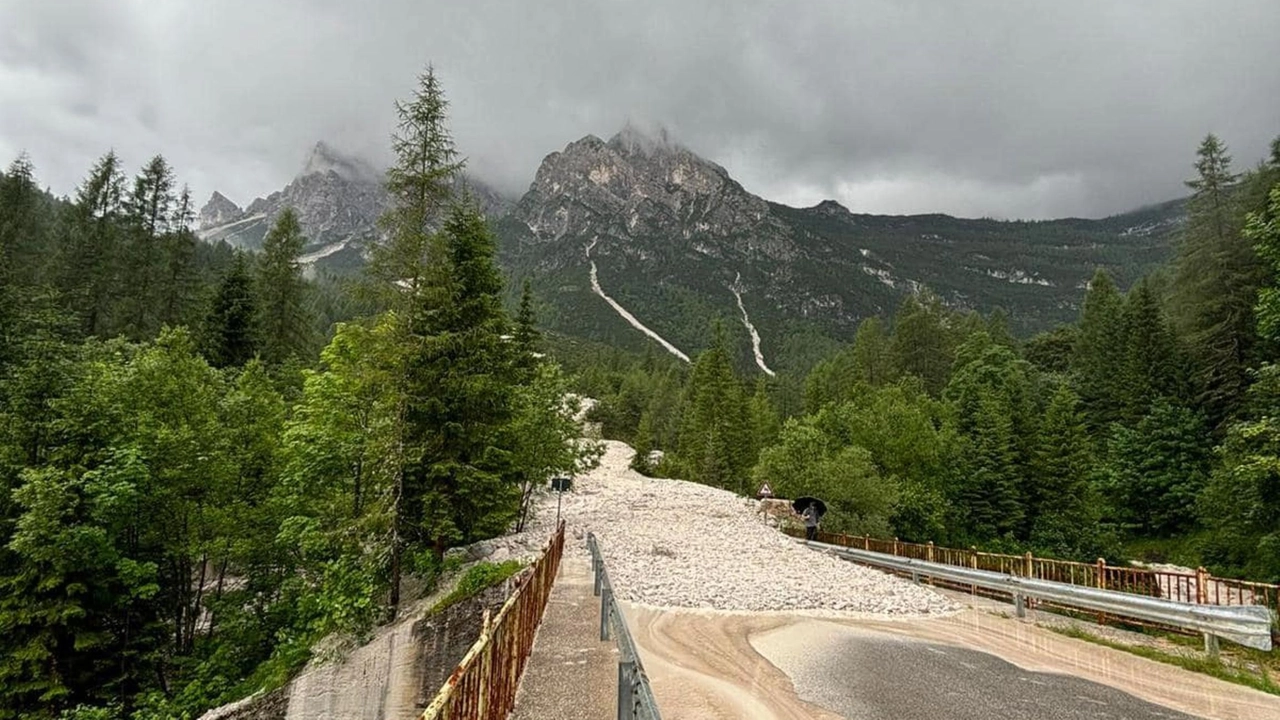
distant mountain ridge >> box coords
[198,142,512,274]
[198,129,1183,370]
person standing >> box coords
[802,502,819,541]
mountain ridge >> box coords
[197,128,1183,369]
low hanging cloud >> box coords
[1,0,1277,219]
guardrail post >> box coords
[594,557,603,598]
[1096,557,1107,625]
[617,660,635,720]
[1014,593,1026,619]
[601,587,612,641]
[1204,633,1220,658]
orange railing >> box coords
[421,521,566,720]
[789,528,1280,618]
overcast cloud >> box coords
[2,0,1278,219]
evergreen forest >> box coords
[2,65,1280,718]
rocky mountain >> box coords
[496,126,1182,372]
[197,128,1183,372]
[198,142,513,274]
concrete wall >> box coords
[199,580,511,720]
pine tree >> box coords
[630,409,656,474]
[677,324,751,493]
[402,203,519,559]
[1119,278,1182,421]
[1171,135,1264,427]
[747,378,781,458]
[1028,384,1100,557]
[256,208,312,364]
[890,290,955,395]
[61,152,125,336]
[372,66,468,615]
[1104,399,1211,537]
[513,279,542,380]
[0,154,47,287]
[367,66,464,306]
[1071,269,1127,429]
[123,155,176,337]
[156,184,198,328]
[958,389,1023,540]
[203,252,259,368]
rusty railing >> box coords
[786,528,1280,620]
[421,521,566,720]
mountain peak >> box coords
[198,190,242,229]
[608,122,680,157]
[300,141,381,183]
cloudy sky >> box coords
[2,0,1278,220]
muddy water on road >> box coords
[625,604,1280,720]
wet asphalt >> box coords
[771,633,1201,720]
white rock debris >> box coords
[585,238,691,363]
[485,440,957,617]
[730,272,775,376]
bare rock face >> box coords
[513,124,792,263]
[198,191,243,230]
[197,143,511,273]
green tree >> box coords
[1103,399,1211,537]
[256,208,313,364]
[1072,269,1128,429]
[1199,364,1280,581]
[513,279,541,381]
[956,389,1023,540]
[1118,278,1182,421]
[123,156,176,337]
[890,291,955,395]
[402,204,520,563]
[60,152,126,336]
[204,252,260,368]
[753,418,897,536]
[1171,135,1265,427]
[1249,185,1280,340]
[676,325,751,493]
[367,66,464,307]
[1028,384,1103,558]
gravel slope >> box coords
[491,440,956,616]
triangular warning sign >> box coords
[757,483,773,498]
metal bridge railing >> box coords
[806,538,1274,653]
[587,533,663,720]
[421,521,566,720]
[785,528,1280,617]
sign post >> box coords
[550,476,572,524]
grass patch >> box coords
[431,560,525,614]
[1049,625,1280,696]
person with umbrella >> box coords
[793,497,826,541]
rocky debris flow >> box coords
[482,440,957,616]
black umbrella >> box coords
[792,497,827,518]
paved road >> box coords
[628,607,1280,720]
[753,625,1199,719]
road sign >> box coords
[551,477,572,492]
[757,482,773,498]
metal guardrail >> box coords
[807,539,1275,652]
[784,527,1280,613]
[421,521,566,720]
[587,533,663,720]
